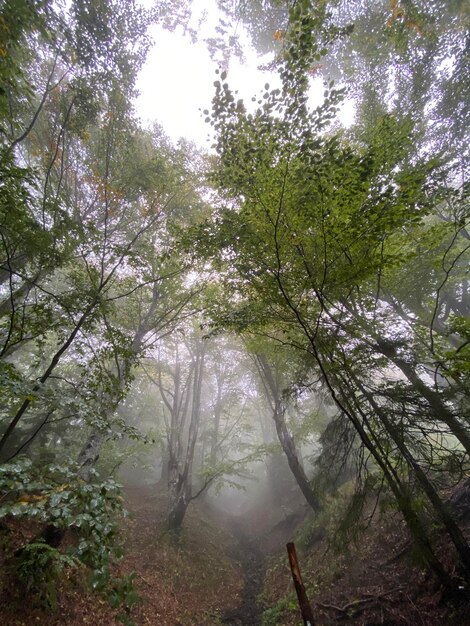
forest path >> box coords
[219,517,266,626]
[120,486,246,625]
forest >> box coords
[0,0,469,624]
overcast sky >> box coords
[135,1,354,146]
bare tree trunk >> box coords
[272,402,321,511]
[255,354,321,512]
[167,341,206,531]
[355,377,470,579]
[209,382,223,466]
[77,432,108,482]
[376,340,470,456]
[159,441,169,485]
[333,373,454,591]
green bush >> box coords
[15,541,78,609]
[0,457,136,614]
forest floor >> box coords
[261,493,470,626]
[0,484,244,625]
[120,485,243,625]
[2,483,470,625]
[219,517,265,625]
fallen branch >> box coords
[317,586,404,616]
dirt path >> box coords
[220,519,266,626]
[121,487,247,625]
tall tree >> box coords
[194,0,470,589]
[148,329,207,530]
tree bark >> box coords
[376,340,470,457]
[356,378,470,578]
[255,354,321,512]
[165,339,206,531]
[335,377,454,591]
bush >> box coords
[0,457,134,613]
[14,541,78,609]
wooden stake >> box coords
[286,542,315,626]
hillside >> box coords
[0,485,242,626]
[2,481,470,625]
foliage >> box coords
[300,476,382,554]
[109,572,140,626]
[0,457,123,584]
[0,0,209,469]
[14,541,79,610]
[194,0,470,588]
[261,592,299,626]
[1,0,470,616]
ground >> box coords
[261,495,470,626]
[0,484,243,625]
[120,486,243,625]
[1,483,470,625]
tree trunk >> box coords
[336,380,454,591]
[209,386,223,465]
[77,432,107,482]
[305,340,454,592]
[163,339,206,531]
[376,340,470,456]
[159,441,169,485]
[255,354,321,512]
[357,378,470,579]
[167,489,189,531]
[272,402,321,511]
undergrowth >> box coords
[14,541,79,610]
[0,457,137,622]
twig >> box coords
[136,572,153,587]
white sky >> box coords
[135,0,354,146]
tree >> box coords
[194,0,470,590]
[0,0,212,594]
[251,347,321,512]
[0,0,153,457]
[145,328,206,530]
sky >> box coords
[136,0,354,147]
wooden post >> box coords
[286,542,315,626]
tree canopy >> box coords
[0,0,469,618]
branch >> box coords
[317,586,404,616]
[9,54,67,151]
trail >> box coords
[221,518,266,626]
